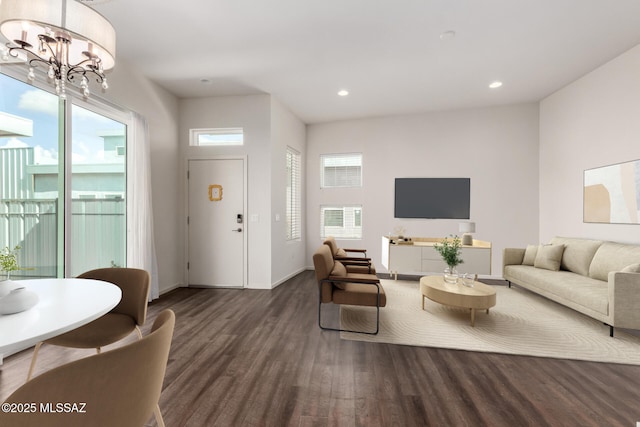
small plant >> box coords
[434,235,464,269]
[0,245,22,280]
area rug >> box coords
[340,280,640,365]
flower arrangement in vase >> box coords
[1,245,21,279]
[0,245,40,314]
[434,235,464,284]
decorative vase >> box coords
[444,267,459,284]
[0,286,39,314]
[0,279,20,298]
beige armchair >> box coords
[313,244,386,334]
[1,309,175,427]
[27,267,150,381]
[323,236,376,274]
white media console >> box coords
[381,236,492,279]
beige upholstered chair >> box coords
[323,236,376,274]
[27,268,150,381]
[313,244,386,334]
[1,309,175,427]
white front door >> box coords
[187,159,245,288]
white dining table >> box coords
[0,278,122,363]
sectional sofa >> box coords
[503,236,640,336]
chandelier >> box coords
[0,0,116,99]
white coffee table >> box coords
[420,275,496,326]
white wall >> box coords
[306,104,540,277]
[179,94,273,288]
[105,59,181,294]
[270,98,307,285]
[540,44,640,245]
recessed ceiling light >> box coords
[489,81,503,89]
[337,89,349,97]
[200,78,212,85]
[439,30,456,41]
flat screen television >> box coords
[394,178,470,219]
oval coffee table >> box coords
[420,275,496,326]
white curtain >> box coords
[127,112,159,300]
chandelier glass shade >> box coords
[0,0,116,98]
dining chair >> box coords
[27,267,150,381]
[1,309,175,427]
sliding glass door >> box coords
[0,73,61,278]
[0,72,128,278]
[70,104,126,276]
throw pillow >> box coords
[622,263,640,273]
[534,244,565,271]
[330,261,348,289]
[522,245,539,266]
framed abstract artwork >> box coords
[584,159,640,224]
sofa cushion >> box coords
[522,245,539,266]
[549,237,603,276]
[589,242,640,281]
[534,245,565,271]
[622,263,640,273]
[504,265,608,315]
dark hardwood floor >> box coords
[2,270,640,426]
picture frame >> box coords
[584,159,640,224]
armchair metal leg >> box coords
[26,341,43,382]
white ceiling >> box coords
[90,0,640,124]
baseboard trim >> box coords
[159,283,183,296]
[272,267,307,289]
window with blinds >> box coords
[320,205,362,239]
[320,153,362,188]
[286,147,301,240]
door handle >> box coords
[232,228,242,232]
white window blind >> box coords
[320,153,362,188]
[320,205,362,239]
[286,147,301,240]
[189,128,244,146]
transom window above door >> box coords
[189,128,244,146]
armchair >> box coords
[313,244,386,334]
[323,236,376,274]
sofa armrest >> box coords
[608,271,640,329]
[503,248,525,267]
[502,248,525,279]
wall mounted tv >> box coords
[394,178,470,219]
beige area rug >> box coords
[340,280,640,365]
